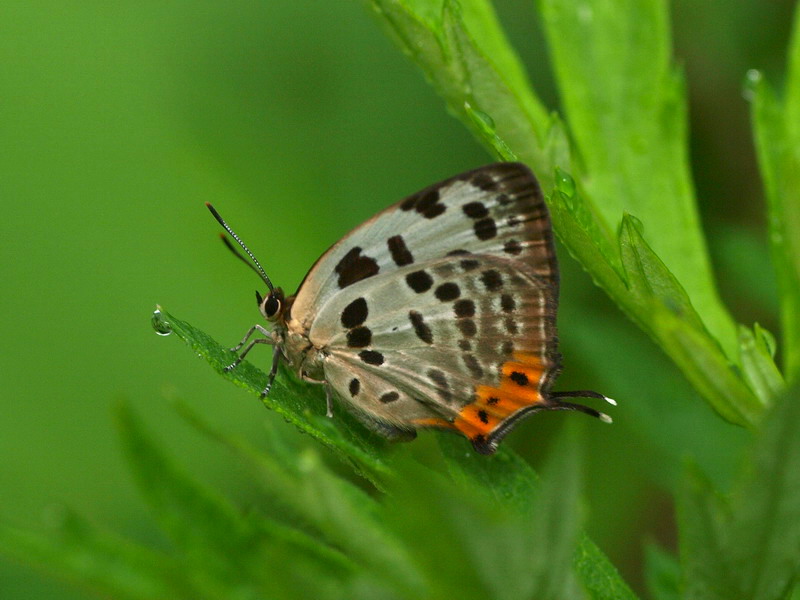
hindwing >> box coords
[310,253,561,454]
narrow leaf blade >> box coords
[677,463,736,600]
[173,401,424,596]
[152,307,392,484]
[752,42,800,383]
[438,437,639,600]
[538,0,738,357]
[726,384,800,599]
[0,511,213,600]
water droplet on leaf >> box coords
[742,69,762,101]
[465,102,496,130]
[151,309,173,336]
[555,168,576,198]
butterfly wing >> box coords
[288,163,558,332]
[311,253,561,454]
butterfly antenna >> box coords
[206,202,274,292]
[218,233,267,281]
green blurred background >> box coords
[0,1,792,597]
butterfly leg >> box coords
[230,324,272,353]
[295,373,332,416]
[259,345,282,398]
[224,331,274,372]
[325,385,334,418]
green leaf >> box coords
[0,510,213,600]
[365,0,769,429]
[678,464,736,600]
[571,535,639,600]
[437,426,586,600]
[384,461,530,600]
[116,402,360,599]
[368,0,562,185]
[618,214,705,333]
[739,324,786,404]
[654,307,761,427]
[527,421,584,600]
[437,434,538,511]
[618,214,762,426]
[643,543,681,600]
[725,385,800,600]
[751,5,800,383]
[679,383,800,600]
[538,0,738,358]
[382,425,584,600]
[156,309,643,598]
[173,401,425,596]
[438,433,639,600]
[548,170,623,282]
[152,307,392,485]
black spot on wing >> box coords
[474,218,497,240]
[463,354,484,378]
[435,282,460,302]
[471,172,497,191]
[500,294,516,312]
[454,299,475,318]
[406,270,433,293]
[504,317,519,334]
[460,258,479,271]
[480,269,503,291]
[504,240,522,255]
[421,202,446,219]
[427,369,451,402]
[400,195,417,211]
[359,350,384,366]
[341,297,368,328]
[510,371,529,386]
[457,319,477,337]
[387,235,414,266]
[414,188,446,219]
[408,311,433,344]
[335,247,379,288]
[349,378,360,397]
[347,326,372,348]
[380,391,400,403]
[462,202,488,219]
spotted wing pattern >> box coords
[206,162,610,454]
[288,163,557,332]
[310,252,561,454]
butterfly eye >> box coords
[264,294,281,320]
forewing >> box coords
[289,163,557,331]
[312,254,561,453]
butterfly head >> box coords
[256,287,286,322]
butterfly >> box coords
[207,162,614,454]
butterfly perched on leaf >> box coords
[207,163,614,454]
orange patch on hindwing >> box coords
[454,351,548,441]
